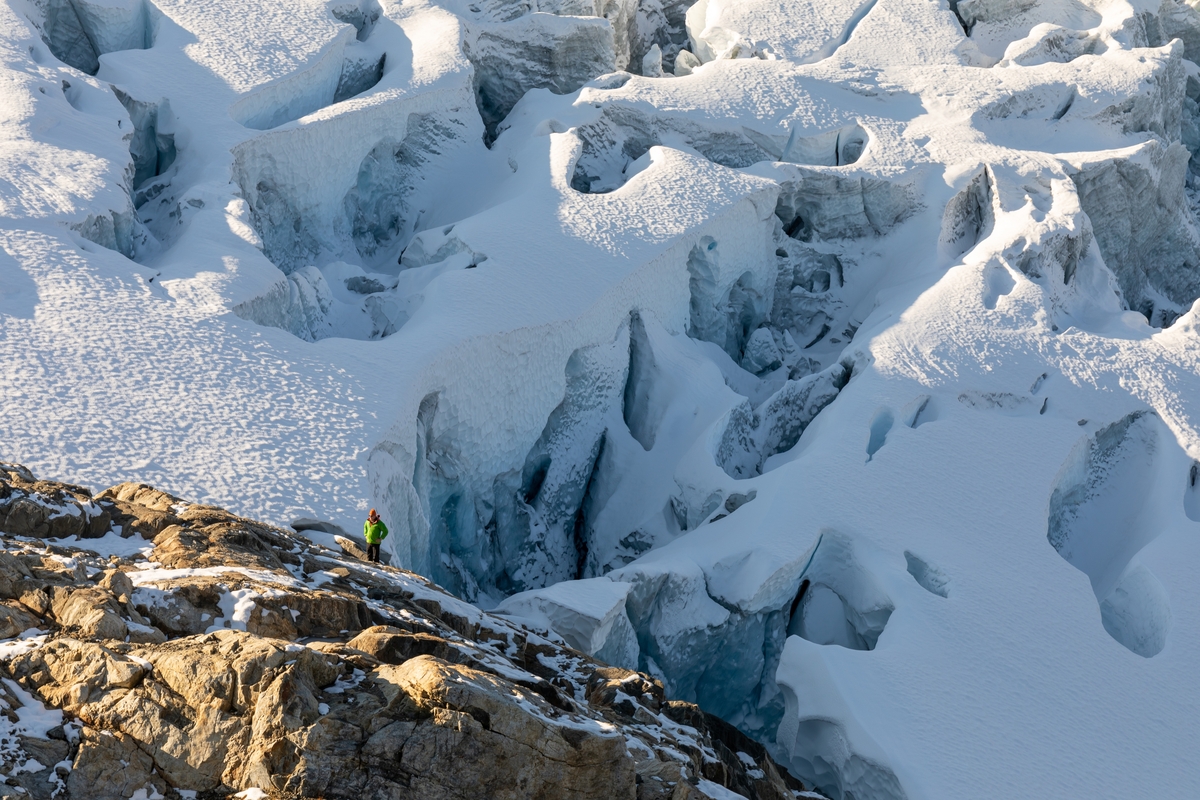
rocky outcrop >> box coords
[0,464,818,800]
[0,463,112,540]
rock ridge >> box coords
[0,463,817,800]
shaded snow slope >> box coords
[3,0,1200,796]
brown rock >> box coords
[662,701,802,800]
[26,552,87,584]
[347,626,465,665]
[0,462,37,482]
[0,469,820,800]
[144,630,336,715]
[68,727,165,800]
[132,580,223,637]
[95,483,182,513]
[19,587,51,616]
[85,687,240,791]
[0,471,111,539]
[246,588,372,640]
[0,496,85,539]
[8,639,148,711]
[303,640,381,671]
[588,666,666,717]
[104,499,182,540]
[18,734,70,768]
[0,550,33,600]
[365,655,636,800]
[97,570,133,603]
[252,665,323,737]
[151,520,290,572]
[50,587,128,641]
[0,600,42,638]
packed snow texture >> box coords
[3,0,1200,796]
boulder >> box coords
[0,550,33,599]
[0,600,42,638]
[244,586,372,640]
[0,472,110,539]
[50,586,129,641]
[97,569,133,602]
[19,586,51,616]
[347,626,468,665]
[95,482,183,512]
[132,580,223,637]
[106,499,183,540]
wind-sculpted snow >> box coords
[786,531,895,651]
[5,0,1200,796]
[1046,411,1183,657]
[685,0,879,64]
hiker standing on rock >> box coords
[364,508,388,563]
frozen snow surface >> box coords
[3,0,1200,795]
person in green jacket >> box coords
[364,508,388,563]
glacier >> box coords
[2,0,1200,795]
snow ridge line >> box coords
[797,0,881,65]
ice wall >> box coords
[24,0,156,75]
[1067,140,1200,325]
[230,75,478,275]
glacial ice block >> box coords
[495,577,639,669]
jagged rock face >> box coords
[0,465,815,800]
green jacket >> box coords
[364,519,388,544]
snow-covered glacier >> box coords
[3,0,1200,795]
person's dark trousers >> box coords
[367,543,380,563]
